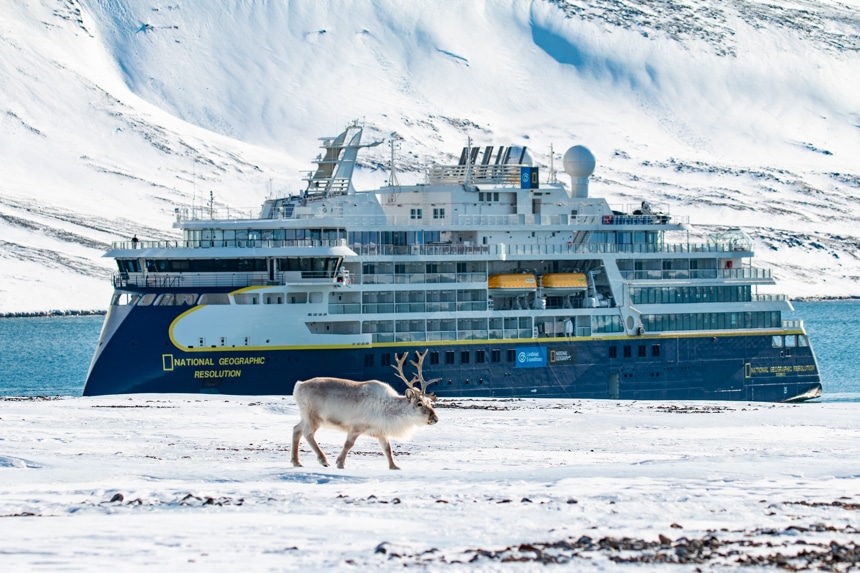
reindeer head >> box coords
[392,350,440,425]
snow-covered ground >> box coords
[1,0,859,313]
[1,395,858,570]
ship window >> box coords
[430,351,440,365]
[491,350,501,363]
[199,293,230,305]
[638,345,646,357]
[652,344,661,357]
[785,335,797,348]
[772,335,783,348]
[117,259,141,273]
[289,293,308,304]
[234,293,259,305]
[364,354,374,367]
[476,350,485,364]
[461,351,470,364]
[433,208,445,219]
[154,294,172,306]
[381,353,391,366]
[609,346,617,359]
[446,351,455,364]
[507,349,516,362]
[175,293,198,306]
[410,208,423,220]
[798,335,809,347]
[137,293,157,306]
[623,345,632,358]
[264,294,283,305]
[111,293,139,306]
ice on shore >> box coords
[1,396,858,570]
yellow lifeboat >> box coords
[542,273,587,292]
[488,273,537,294]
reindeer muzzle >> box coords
[428,413,439,425]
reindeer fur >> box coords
[291,377,438,470]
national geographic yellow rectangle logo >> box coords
[162,354,174,371]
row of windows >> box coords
[348,231,442,247]
[364,348,516,368]
[642,311,780,332]
[588,231,660,245]
[110,291,323,307]
[618,258,717,271]
[630,286,752,305]
[773,335,808,348]
[185,228,344,242]
[593,315,624,333]
[363,261,485,274]
[117,258,340,275]
[609,344,661,359]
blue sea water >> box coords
[0,302,857,399]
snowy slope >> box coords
[1,0,859,312]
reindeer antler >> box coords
[392,351,419,391]
[392,350,441,401]
[409,349,441,402]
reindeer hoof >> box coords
[291,461,303,468]
[389,465,401,471]
[319,460,330,467]
[336,463,345,469]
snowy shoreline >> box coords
[1,396,858,570]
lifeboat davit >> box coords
[488,273,537,295]
[542,273,587,293]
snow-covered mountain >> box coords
[1,0,858,313]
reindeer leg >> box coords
[303,423,329,467]
[336,431,360,469]
[378,437,400,470]
[291,421,304,467]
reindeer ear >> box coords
[405,388,416,401]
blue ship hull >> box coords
[84,303,822,402]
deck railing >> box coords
[620,268,772,281]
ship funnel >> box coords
[563,145,595,198]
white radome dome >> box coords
[563,145,595,178]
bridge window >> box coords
[199,293,230,305]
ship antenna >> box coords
[465,135,473,185]
[388,134,401,187]
[548,143,557,184]
[191,156,197,213]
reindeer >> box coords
[291,349,440,470]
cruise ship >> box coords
[84,124,822,401]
